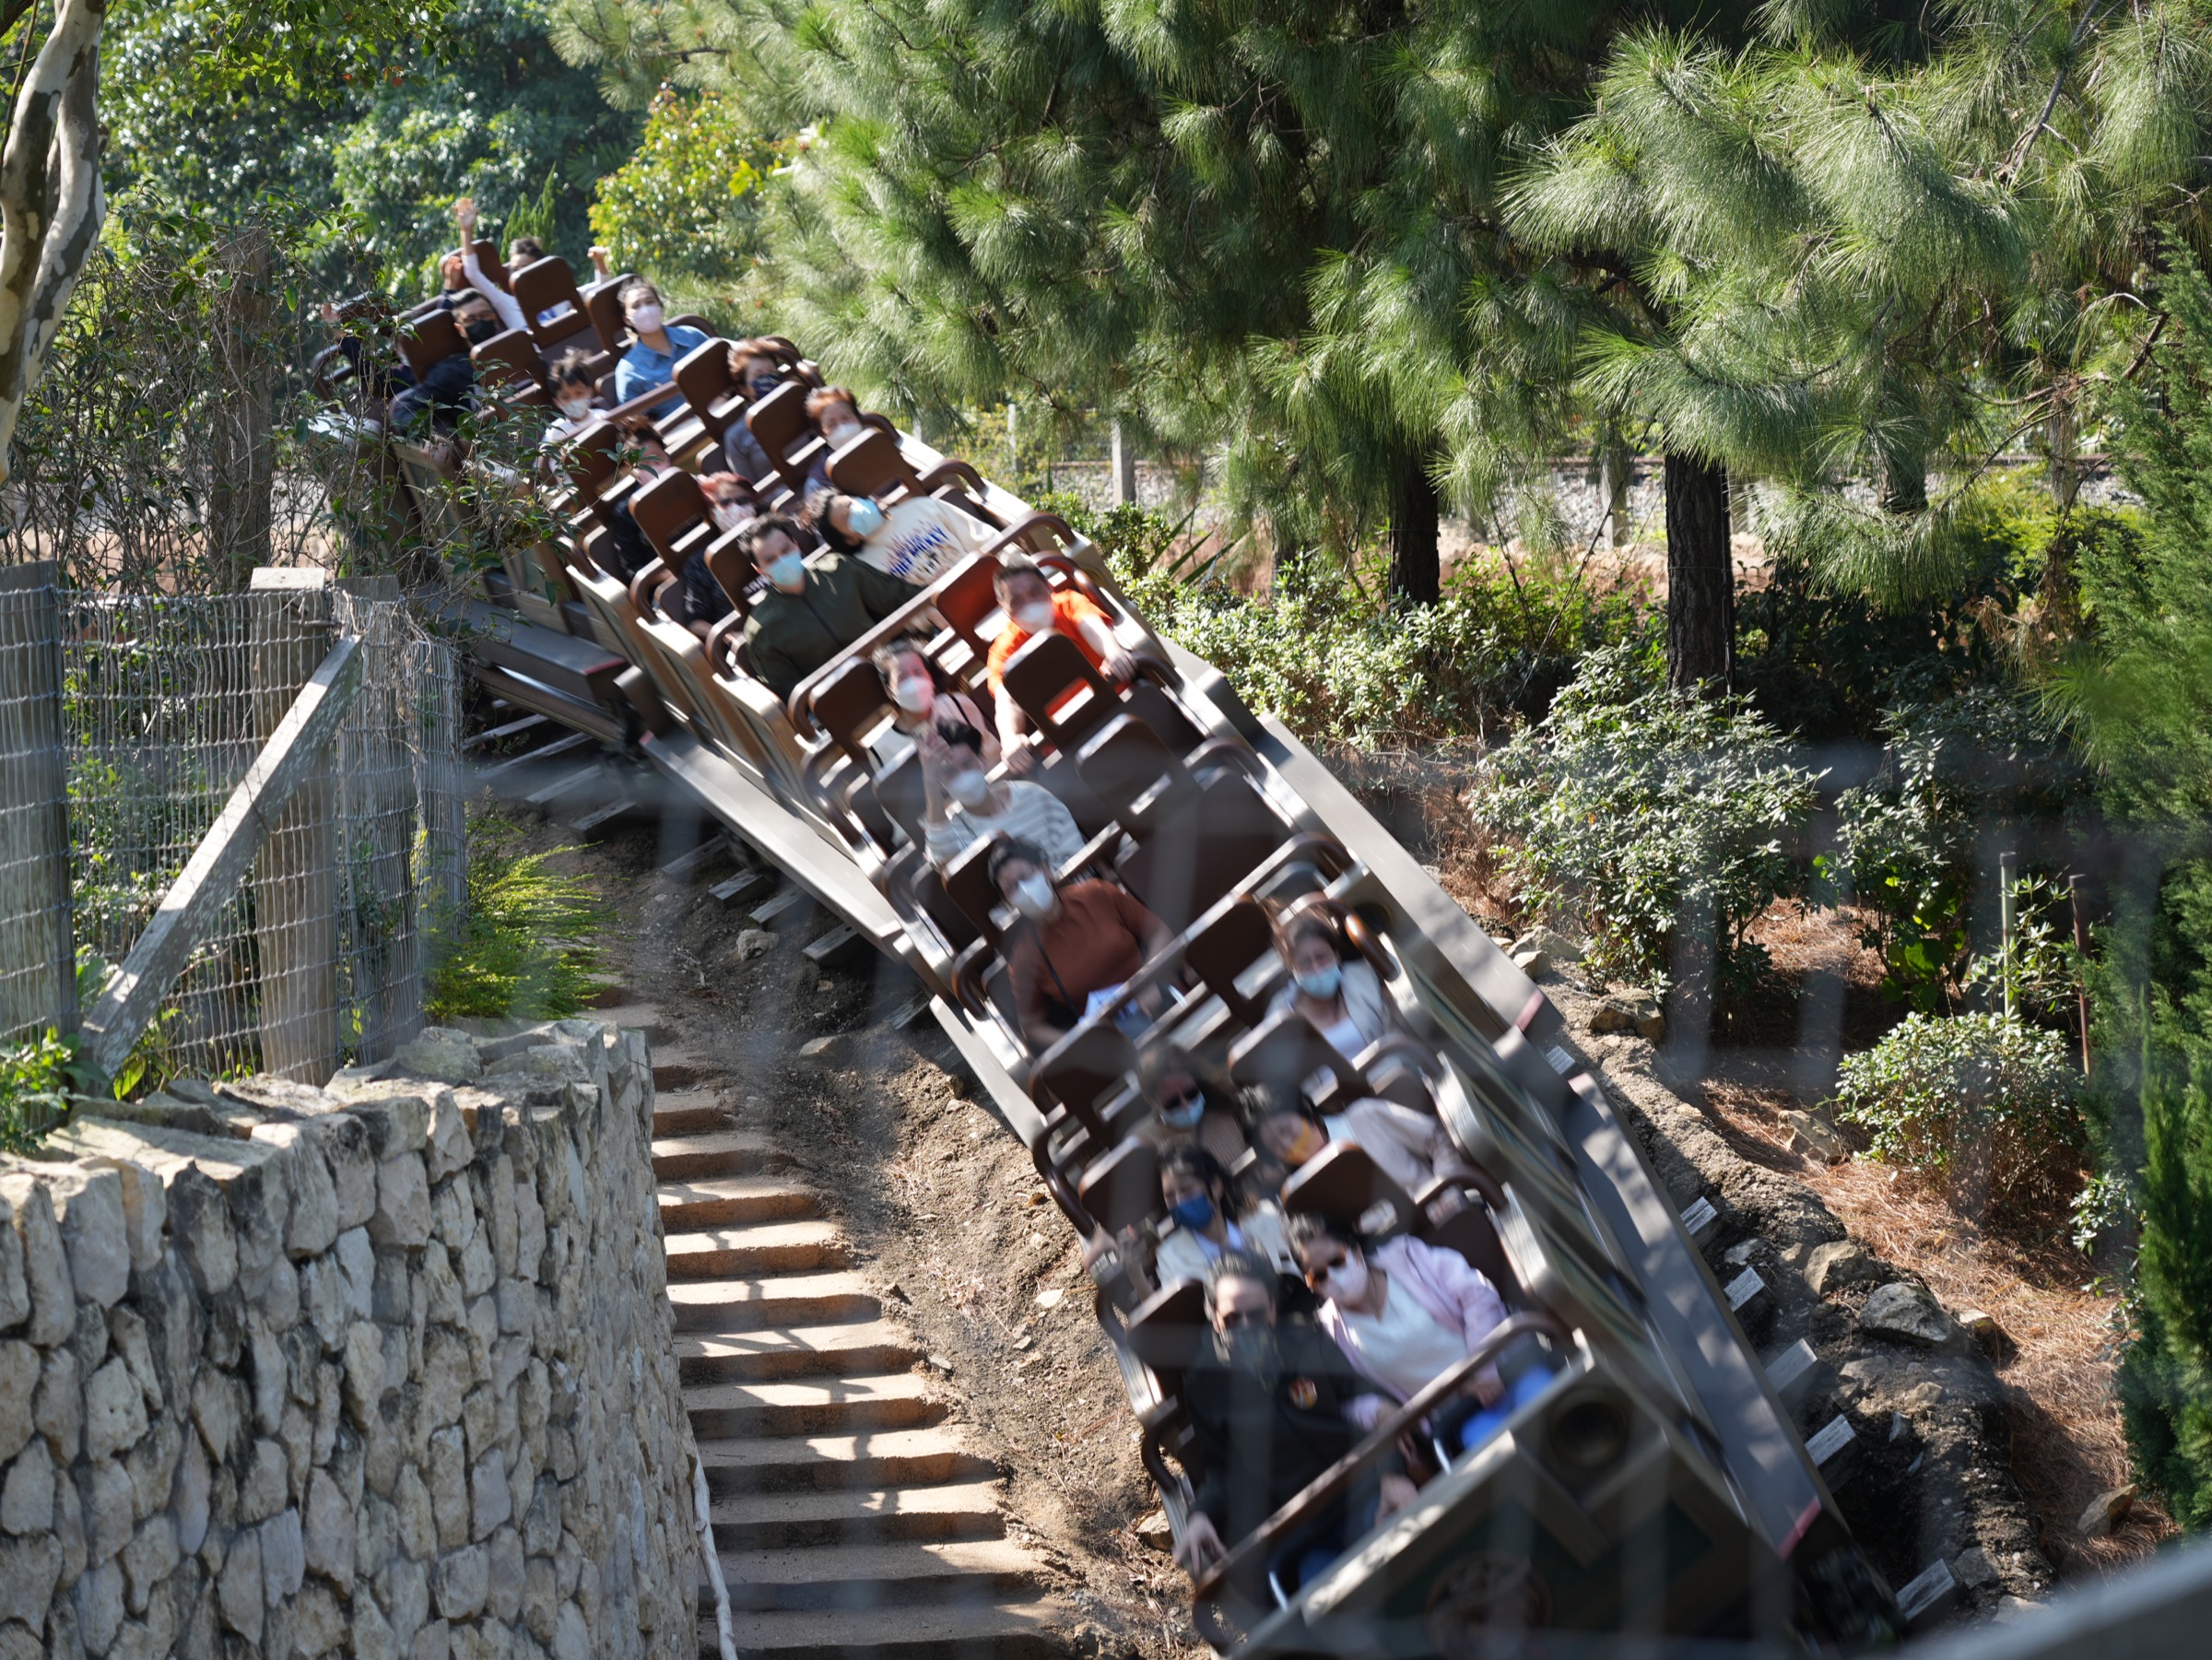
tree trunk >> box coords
[1664,451,1732,692]
[1597,426,1631,547]
[1388,449,1440,606]
[1878,448,1927,515]
[209,227,276,591]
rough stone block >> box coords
[216,1525,262,1642]
[0,1531,60,1629]
[34,1348,80,1464]
[84,1358,150,1463]
[119,1515,179,1612]
[425,1094,476,1185]
[0,1346,34,1465]
[1860,1281,1956,1348]
[0,1440,52,1535]
[336,1089,433,1159]
[0,1179,74,1345]
[470,1452,511,1539]
[75,1555,124,1654]
[372,1155,432,1249]
[395,1030,484,1087]
[296,1581,348,1658]
[395,1465,437,1562]
[433,1545,488,1622]
[250,1124,341,1260]
[84,1457,135,1565]
[48,1163,136,1309]
[259,1507,304,1604]
[86,1159,166,1273]
[429,1428,469,1550]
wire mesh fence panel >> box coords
[29,583,465,1088]
[0,565,72,1055]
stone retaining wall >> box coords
[0,1018,696,1660]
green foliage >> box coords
[103,0,641,288]
[0,1031,84,1154]
[1467,645,1820,991]
[426,820,610,1023]
[589,88,787,297]
[2059,235,2212,1525]
[1818,689,2081,1009]
[1050,497,1648,747]
[1833,1011,2083,1220]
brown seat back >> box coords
[510,257,594,349]
[1184,900,1278,1030]
[1116,772,1289,934]
[397,309,466,379]
[746,381,818,485]
[629,469,711,564]
[935,558,1006,660]
[674,337,737,442]
[1079,1137,1160,1240]
[873,748,929,846]
[1418,1195,1521,1300]
[582,272,636,357]
[1077,712,1194,827]
[1001,630,1119,754]
[1032,1024,1140,1137]
[1126,1278,1208,1378]
[1228,1008,1364,1114]
[1279,1141,1417,1241]
[827,428,918,500]
[472,328,545,391]
[705,534,756,616]
[802,655,891,757]
[943,833,1009,948]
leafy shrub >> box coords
[1834,1011,2083,1219]
[1466,644,1820,993]
[1060,497,1650,747]
[1819,688,2082,1009]
[425,819,610,1022]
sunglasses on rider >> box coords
[1218,1305,1270,1329]
[1156,1085,1200,1113]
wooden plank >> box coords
[79,633,364,1082]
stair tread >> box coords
[710,1539,1045,1589]
[667,1271,876,1308]
[678,1321,919,1361]
[710,1480,1003,1525]
[684,1372,937,1412]
[658,1174,818,1206]
[652,1129,782,1162]
[697,1425,988,1470]
[715,1596,1074,1651]
[665,1219,844,1259]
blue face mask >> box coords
[1295,963,1343,1000]
[847,497,886,536]
[1158,1091,1205,1131]
[766,551,806,592]
[1169,1193,1216,1231]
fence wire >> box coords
[0,583,464,1101]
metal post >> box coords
[1111,419,1136,507]
[251,567,344,1082]
[338,583,418,1064]
[1005,402,1018,472]
[0,561,73,1043]
[1999,850,2018,1020]
[2071,873,2091,1077]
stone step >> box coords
[685,1374,943,1441]
[658,1176,822,1231]
[707,1597,1072,1659]
[712,1539,1048,1612]
[698,1427,999,1495]
[653,1094,733,1137]
[667,1272,878,1333]
[665,1222,849,1281]
[678,1322,922,1385]
[652,1132,792,1183]
[707,1481,1007,1551]
[655,1061,712,1091]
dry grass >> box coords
[1695,1077,2171,1581]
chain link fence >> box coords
[0,569,462,1123]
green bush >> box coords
[1054,495,1650,748]
[1466,644,1819,993]
[1834,1011,2083,1219]
[426,819,610,1023]
[1819,688,2082,1010]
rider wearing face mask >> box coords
[1267,914,1406,1060]
[798,386,869,491]
[985,556,1139,764]
[987,840,1172,1049]
[869,638,997,759]
[917,723,1083,872]
[1286,1212,1546,1466]
[611,280,709,419]
[808,485,987,586]
[1127,1044,1262,1169]
[541,348,602,447]
[1147,1148,1300,1290]
[735,512,921,700]
[720,341,785,482]
[1253,1091,1477,1199]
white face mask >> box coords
[1011,874,1056,920]
[889,675,934,713]
[629,303,665,334]
[1013,599,1055,635]
[1319,1253,1370,1303]
[824,418,864,450]
[557,395,594,422]
[947,770,991,809]
[710,500,747,533]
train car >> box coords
[334,262,1903,1657]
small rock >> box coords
[1134,1509,1175,1553]
[1510,948,1550,977]
[924,1355,955,1375]
[1805,1241,1870,1296]
[883,1282,911,1304]
[816,979,833,993]
[1512,927,1585,963]
[1955,1309,2018,1360]
[1025,1188,1048,1207]
[1991,1595,2046,1624]
[1033,1288,1065,1310]
[1782,1110,1848,1163]
[1901,1381,1947,1411]
[1011,1335,1034,1352]
[1953,1546,1999,1590]
[734,929,776,961]
[2078,1485,2136,1538]
[799,1037,836,1057]
[1860,1282,1955,1348]
[393,1029,482,1085]
[1592,992,1665,1042]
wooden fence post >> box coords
[0,561,73,1042]
[337,579,421,1063]
[1111,420,1136,507]
[251,567,343,1082]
